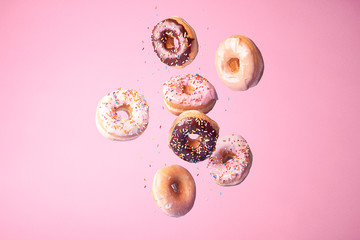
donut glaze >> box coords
[169,110,219,163]
[207,134,252,186]
[95,88,149,141]
[152,165,196,217]
[215,35,264,91]
[163,74,218,115]
[151,17,198,68]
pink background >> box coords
[1,0,360,239]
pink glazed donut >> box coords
[163,74,218,115]
[207,134,252,186]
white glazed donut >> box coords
[163,74,218,115]
[207,134,252,186]
[215,35,264,91]
[95,88,149,141]
[152,164,196,217]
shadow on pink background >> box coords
[1,0,360,239]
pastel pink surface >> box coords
[0,0,360,240]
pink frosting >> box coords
[163,74,217,107]
[207,134,252,186]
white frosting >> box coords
[215,36,260,91]
[163,74,217,107]
[207,134,252,186]
[96,88,149,140]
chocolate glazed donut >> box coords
[169,111,219,163]
[151,17,198,68]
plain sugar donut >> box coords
[95,88,149,141]
[152,165,196,217]
[215,35,264,91]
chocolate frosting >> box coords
[151,18,194,67]
[169,117,219,163]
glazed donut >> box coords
[215,35,264,91]
[152,164,196,217]
[169,110,219,163]
[207,134,252,186]
[163,74,218,115]
[95,88,149,141]
[151,16,198,68]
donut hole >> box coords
[171,182,179,194]
[165,35,179,50]
[188,134,200,148]
[182,85,195,95]
[226,58,240,73]
[115,106,132,121]
[221,150,236,164]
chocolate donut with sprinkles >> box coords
[151,16,198,68]
[169,110,219,163]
